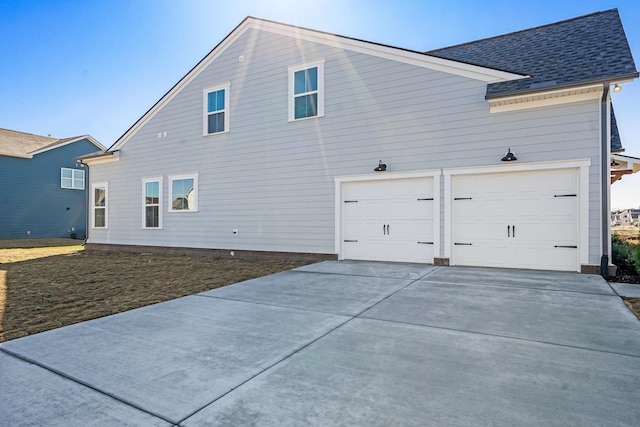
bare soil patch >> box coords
[0,241,311,343]
[624,298,640,319]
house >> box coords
[0,128,105,239]
[612,208,640,227]
[81,9,638,274]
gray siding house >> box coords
[0,129,105,239]
[83,9,638,274]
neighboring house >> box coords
[612,208,640,226]
[0,129,105,239]
[81,9,638,274]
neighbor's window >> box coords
[61,167,85,190]
[92,183,108,228]
[203,82,230,135]
[169,173,198,212]
[289,58,324,121]
[142,178,162,228]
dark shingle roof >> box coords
[611,105,623,153]
[427,9,638,98]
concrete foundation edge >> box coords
[84,243,338,262]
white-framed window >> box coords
[169,173,198,212]
[203,82,230,135]
[142,177,163,229]
[288,58,324,121]
[91,182,108,228]
[61,167,85,190]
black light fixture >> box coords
[613,84,622,93]
[374,160,387,171]
[611,159,620,167]
[501,148,517,162]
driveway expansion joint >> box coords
[178,267,441,424]
[0,346,176,425]
[356,316,640,359]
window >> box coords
[142,178,162,228]
[203,82,230,135]
[92,183,108,228]
[61,168,85,190]
[169,173,198,212]
[289,58,324,121]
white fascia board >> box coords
[1,152,33,159]
[252,19,525,83]
[30,135,106,156]
[80,151,120,165]
[489,85,603,113]
[111,17,525,152]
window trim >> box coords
[203,82,230,136]
[91,182,108,229]
[288,58,325,122]
[61,167,85,190]
[168,173,199,213]
[142,177,163,229]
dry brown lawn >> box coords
[0,239,312,343]
[2,239,639,344]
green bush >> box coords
[633,245,640,274]
[612,234,640,274]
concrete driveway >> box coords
[1,261,639,426]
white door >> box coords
[452,168,579,271]
[341,177,435,263]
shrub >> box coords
[612,234,640,274]
[633,245,640,275]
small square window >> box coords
[61,168,85,190]
[169,174,198,212]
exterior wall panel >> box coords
[88,28,602,263]
[0,140,97,239]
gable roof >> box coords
[427,9,638,98]
[0,128,105,159]
[107,16,524,152]
[106,11,636,154]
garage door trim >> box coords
[443,159,591,270]
[334,170,441,261]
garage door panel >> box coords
[452,168,579,272]
[341,177,435,264]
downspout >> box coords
[600,84,611,277]
[80,159,89,245]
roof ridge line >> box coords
[426,8,618,53]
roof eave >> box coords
[485,72,639,100]
[76,150,120,164]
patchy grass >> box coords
[624,298,640,319]
[0,241,312,343]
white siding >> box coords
[89,28,602,263]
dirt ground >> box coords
[0,239,311,343]
[1,239,639,343]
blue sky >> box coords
[1,0,638,208]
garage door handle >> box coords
[508,225,511,237]
[554,245,577,248]
[344,240,358,243]
[454,243,472,246]
[554,194,577,198]
[417,241,433,245]
[512,225,515,238]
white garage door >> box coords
[341,178,435,263]
[452,168,579,271]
